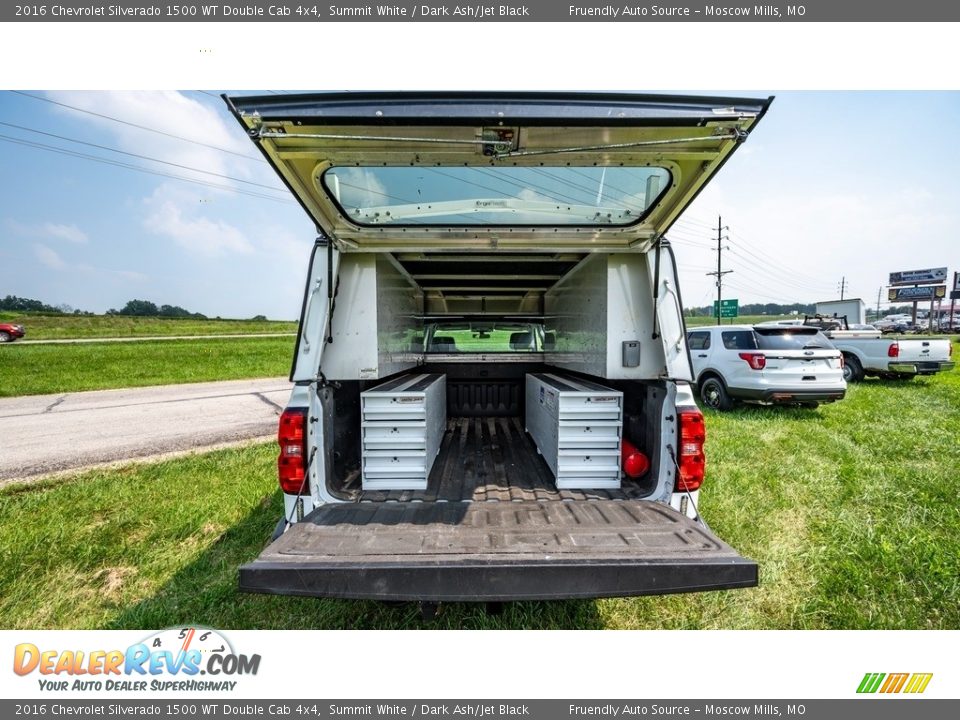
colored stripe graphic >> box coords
[880,673,909,693]
[857,673,885,693]
[857,672,932,694]
[904,673,934,694]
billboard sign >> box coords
[954,271,960,292]
[888,267,948,286]
[888,285,946,302]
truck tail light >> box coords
[738,352,766,370]
[278,408,308,493]
[621,438,650,478]
[888,343,899,358]
[676,406,706,492]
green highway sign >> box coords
[713,299,739,318]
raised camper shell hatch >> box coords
[224,92,772,251]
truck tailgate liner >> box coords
[240,500,757,601]
[360,416,649,503]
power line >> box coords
[10,90,265,163]
[725,248,834,294]
[0,121,288,193]
[727,229,835,288]
[0,134,294,204]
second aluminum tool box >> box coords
[525,373,623,489]
[361,373,446,490]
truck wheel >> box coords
[842,355,864,382]
[0,332,11,343]
[419,601,441,622]
[699,377,733,411]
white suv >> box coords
[687,325,846,411]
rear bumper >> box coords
[888,361,955,375]
[240,500,758,602]
[732,387,846,404]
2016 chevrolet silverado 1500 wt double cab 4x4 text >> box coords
[225,92,772,603]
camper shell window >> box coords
[322,166,671,227]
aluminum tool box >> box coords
[525,373,623,489]
[361,373,446,490]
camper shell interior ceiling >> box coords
[397,250,583,316]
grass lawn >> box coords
[0,337,293,397]
[1,357,957,629]
[0,312,296,340]
[685,314,794,327]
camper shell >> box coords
[225,92,772,602]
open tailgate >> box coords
[240,500,757,601]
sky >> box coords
[0,90,958,319]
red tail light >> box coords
[887,343,899,358]
[738,352,766,370]
[676,406,706,492]
[278,408,308,493]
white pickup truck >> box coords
[224,91,772,605]
[802,317,954,382]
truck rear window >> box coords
[754,328,833,350]
[322,166,671,227]
[424,322,542,353]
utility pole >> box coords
[876,286,882,322]
[705,215,732,326]
[838,276,848,300]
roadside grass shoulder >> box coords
[0,337,293,397]
[2,313,296,340]
[685,314,794,327]
[0,366,957,629]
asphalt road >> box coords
[0,378,291,483]
[14,333,295,345]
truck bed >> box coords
[359,416,651,503]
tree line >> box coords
[686,302,816,317]
[0,295,213,319]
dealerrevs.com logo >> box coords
[857,672,933,694]
[13,627,261,692]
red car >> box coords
[0,323,25,342]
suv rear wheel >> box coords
[699,376,733,411]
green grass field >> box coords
[1,363,957,630]
[0,337,293,397]
[685,314,793,327]
[0,312,296,340]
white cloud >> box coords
[143,186,254,257]
[678,180,959,308]
[6,219,89,244]
[44,91,270,189]
[112,269,148,282]
[42,222,88,244]
[33,243,66,270]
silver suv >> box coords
[687,325,846,410]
